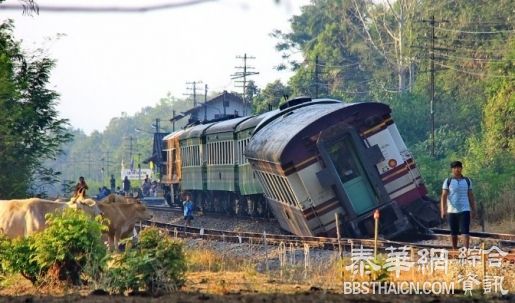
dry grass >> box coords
[2,244,514,297]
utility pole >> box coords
[429,15,435,158]
[314,55,319,98]
[87,150,91,180]
[421,16,448,157]
[204,84,208,121]
[105,151,111,178]
[184,81,203,121]
[152,118,160,133]
[171,110,176,131]
[125,136,134,170]
[231,53,259,116]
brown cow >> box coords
[98,200,152,250]
[99,193,140,204]
[0,196,101,238]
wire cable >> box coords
[0,0,217,13]
[435,27,515,34]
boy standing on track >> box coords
[440,161,477,249]
[183,193,194,227]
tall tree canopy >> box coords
[0,20,72,198]
[271,0,514,221]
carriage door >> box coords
[324,135,379,215]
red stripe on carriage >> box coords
[393,187,425,206]
[380,158,415,180]
[303,196,339,221]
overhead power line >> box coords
[316,62,360,69]
[231,53,259,116]
[430,52,515,63]
[0,0,217,13]
[435,27,515,34]
[432,61,514,78]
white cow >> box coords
[0,194,101,238]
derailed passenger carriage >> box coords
[162,97,440,239]
[245,98,439,238]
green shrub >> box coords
[33,208,108,284]
[0,235,40,283]
[0,208,108,285]
[103,227,186,296]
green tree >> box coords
[0,20,72,198]
[252,80,291,114]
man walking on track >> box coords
[183,193,194,227]
[440,161,477,249]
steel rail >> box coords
[145,205,276,222]
[139,220,515,257]
[431,228,515,241]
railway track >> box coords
[431,228,515,241]
[138,219,515,262]
[146,205,515,247]
[146,204,275,222]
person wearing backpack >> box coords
[440,161,477,249]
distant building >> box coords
[177,90,251,124]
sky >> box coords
[0,0,310,134]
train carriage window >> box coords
[235,140,239,164]
[211,142,214,165]
[220,141,223,165]
[280,177,291,205]
[185,146,188,167]
[240,140,244,163]
[195,145,198,166]
[214,142,216,164]
[223,141,227,165]
[184,147,187,167]
[197,145,200,166]
[270,174,283,203]
[212,142,215,165]
[224,141,228,165]
[284,178,297,206]
[267,173,282,203]
[261,172,273,199]
[226,141,230,164]
[275,175,289,205]
[217,142,220,165]
[207,143,210,165]
[275,175,287,204]
[259,172,273,199]
[222,141,226,165]
[228,141,232,164]
[230,141,233,164]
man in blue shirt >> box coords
[183,193,194,227]
[440,161,477,249]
